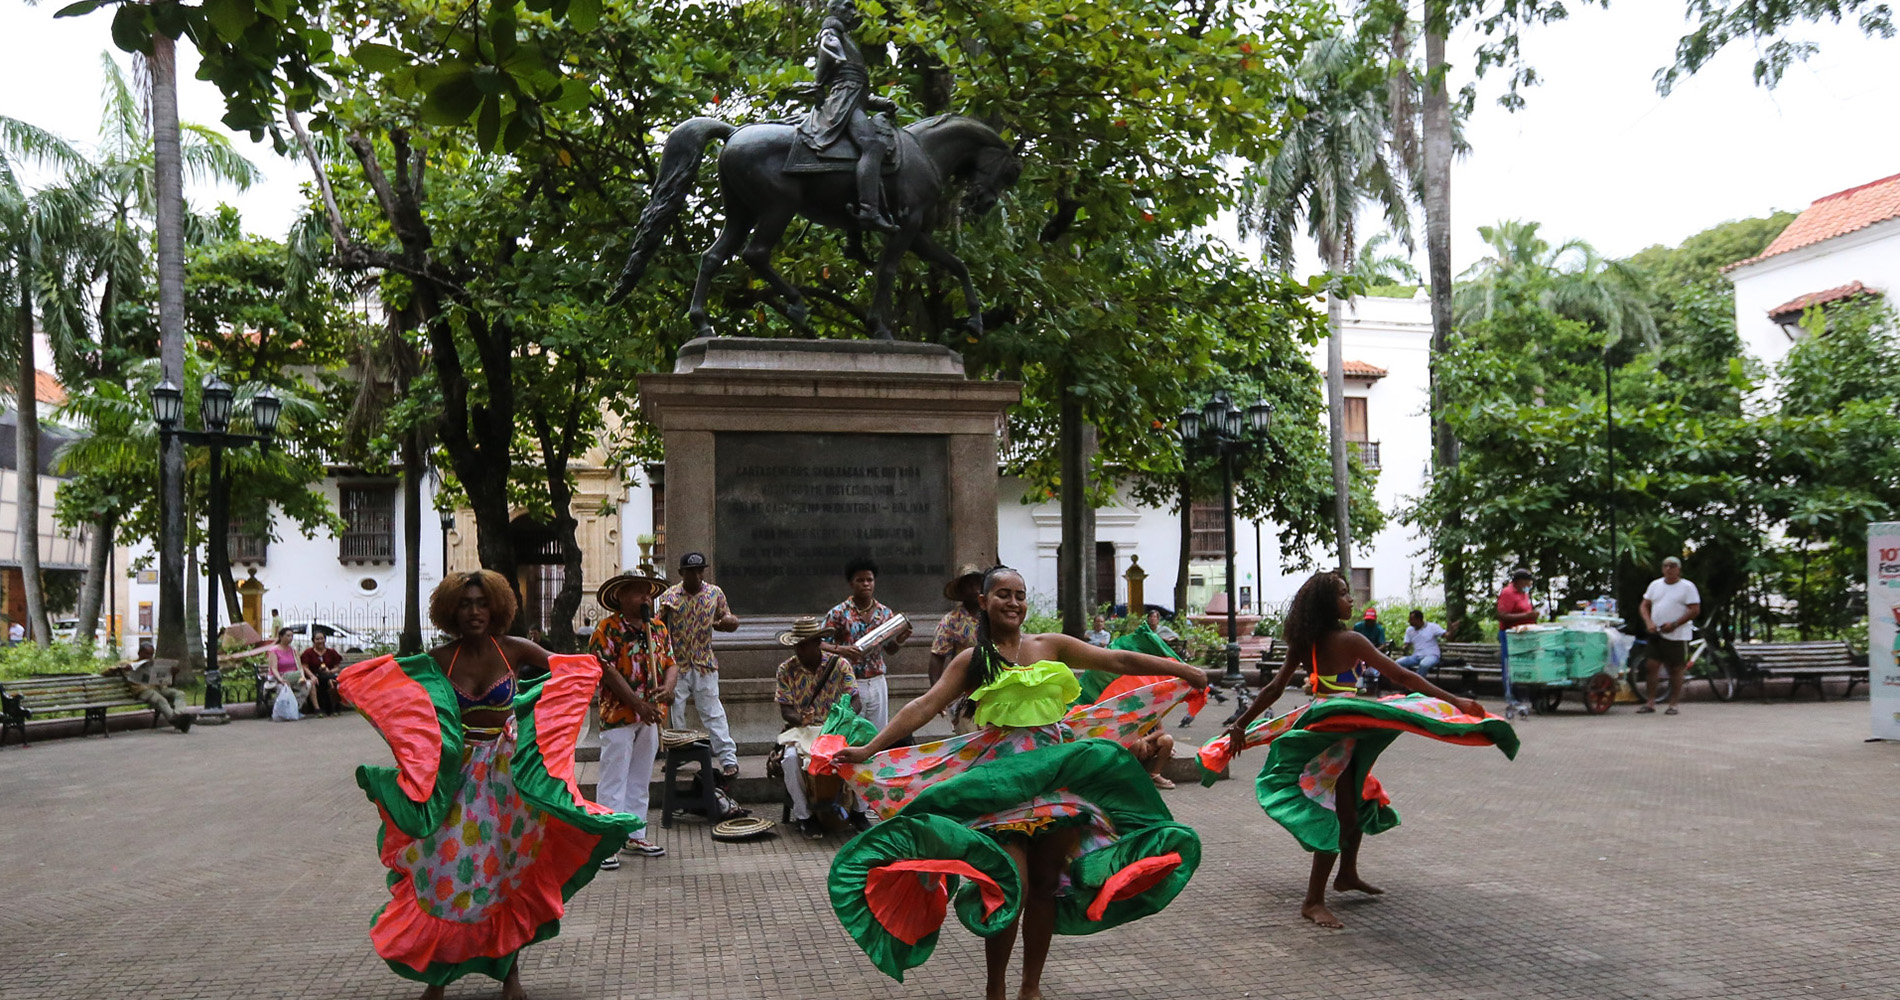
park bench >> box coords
[1429,642,1505,697]
[0,673,159,747]
[1734,640,1868,701]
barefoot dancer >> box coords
[339,571,645,1000]
[825,566,1209,997]
[1216,571,1517,930]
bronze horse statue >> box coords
[608,114,1019,340]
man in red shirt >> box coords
[1496,568,1539,711]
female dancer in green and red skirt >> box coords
[822,565,1209,999]
[1212,571,1518,929]
[338,570,645,999]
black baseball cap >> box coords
[680,552,708,570]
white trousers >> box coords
[597,722,660,832]
[784,747,813,820]
[674,669,738,768]
[857,674,889,730]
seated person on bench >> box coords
[101,640,193,733]
[1396,610,1447,674]
[774,616,865,838]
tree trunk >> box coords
[1174,473,1192,616]
[152,32,190,665]
[1422,5,1465,634]
[1325,246,1352,582]
[400,428,424,655]
[1057,380,1093,637]
[73,511,116,646]
[16,286,48,646]
[184,538,203,669]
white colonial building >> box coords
[995,292,1437,616]
[1726,170,1899,371]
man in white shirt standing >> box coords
[1640,556,1702,716]
[1396,610,1447,675]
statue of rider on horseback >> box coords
[608,0,1022,340]
[796,1,900,233]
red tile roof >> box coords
[1728,172,1900,270]
[32,370,64,406]
[1339,360,1387,380]
[1766,281,1881,319]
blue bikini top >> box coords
[447,637,516,710]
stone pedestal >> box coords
[638,338,1020,749]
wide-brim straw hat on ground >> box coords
[711,816,776,841]
[660,728,711,750]
[942,563,986,601]
[598,569,669,613]
[777,616,827,646]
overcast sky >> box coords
[0,2,1892,273]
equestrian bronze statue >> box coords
[607,4,1020,341]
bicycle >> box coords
[1622,627,1738,703]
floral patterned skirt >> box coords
[341,652,642,986]
[812,676,1208,981]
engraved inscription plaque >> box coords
[715,432,950,614]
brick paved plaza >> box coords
[3,698,1895,1000]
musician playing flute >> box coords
[824,556,913,728]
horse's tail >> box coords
[608,117,737,304]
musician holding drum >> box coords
[774,617,865,838]
[824,557,914,728]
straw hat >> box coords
[711,816,777,841]
[942,563,986,601]
[598,568,669,613]
[660,728,711,750]
[777,616,828,646]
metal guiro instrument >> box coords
[853,613,910,651]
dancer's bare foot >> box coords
[1333,874,1384,895]
[1017,989,1045,1000]
[1301,901,1345,929]
[502,967,528,1000]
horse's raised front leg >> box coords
[910,232,984,339]
[738,208,810,327]
[691,213,754,338]
[869,232,915,340]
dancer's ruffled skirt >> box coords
[339,653,643,985]
[810,676,1207,980]
[1197,693,1519,854]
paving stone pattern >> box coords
[2,699,1894,999]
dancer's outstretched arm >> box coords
[1339,632,1483,716]
[833,649,974,763]
[1225,650,1300,748]
[1043,632,1209,686]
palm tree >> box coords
[1351,230,1422,288]
[1241,31,1411,580]
[0,117,92,646]
[1455,220,1657,350]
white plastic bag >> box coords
[271,683,302,721]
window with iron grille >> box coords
[1189,502,1226,560]
[1350,568,1373,608]
[228,516,268,565]
[339,485,397,562]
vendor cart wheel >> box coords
[1531,691,1563,714]
[1582,672,1616,715]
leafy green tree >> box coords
[1657,0,1895,95]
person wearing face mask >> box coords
[819,565,1209,994]
[338,570,645,1000]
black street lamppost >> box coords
[151,375,280,723]
[1178,391,1274,695]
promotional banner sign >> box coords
[1867,523,1900,740]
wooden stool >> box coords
[659,738,720,828]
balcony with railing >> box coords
[1349,440,1381,471]
[228,528,268,565]
[339,485,397,563]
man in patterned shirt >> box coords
[589,569,677,864]
[774,616,860,837]
[656,551,741,780]
[825,555,913,729]
[931,565,984,733]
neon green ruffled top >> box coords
[970,659,1082,729]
